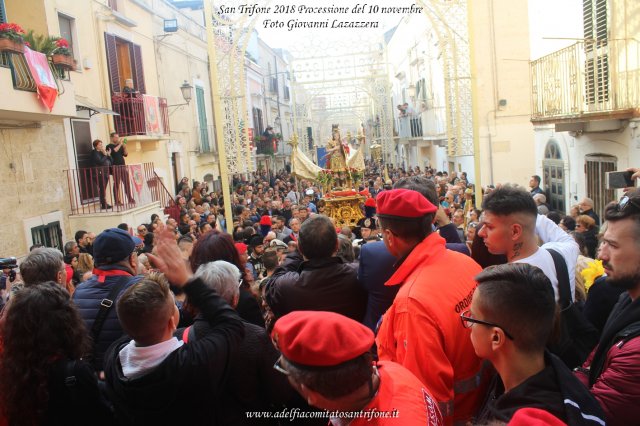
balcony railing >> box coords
[111,93,170,137]
[397,115,424,139]
[255,137,276,155]
[531,39,640,121]
[195,124,217,154]
[65,162,177,217]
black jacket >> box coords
[476,352,605,425]
[104,278,244,425]
[45,359,113,426]
[177,319,293,425]
[90,149,112,169]
[264,251,367,321]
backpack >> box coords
[546,248,599,369]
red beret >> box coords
[364,197,376,208]
[259,215,272,226]
[272,311,374,367]
[376,188,437,219]
[234,242,247,255]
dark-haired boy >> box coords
[466,263,604,425]
[104,231,244,424]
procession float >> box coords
[290,124,368,228]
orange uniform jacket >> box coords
[350,361,443,426]
[375,233,486,426]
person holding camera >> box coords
[90,139,112,210]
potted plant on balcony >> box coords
[51,38,75,70]
[22,30,59,55]
[0,23,26,54]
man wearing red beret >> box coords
[272,311,443,425]
[374,188,486,426]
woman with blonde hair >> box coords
[75,253,94,283]
[575,214,598,258]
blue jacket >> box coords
[73,265,142,371]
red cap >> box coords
[359,188,371,197]
[364,197,376,208]
[272,311,374,367]
[508,408,566,426]
[259,215,272,226]
[376,189,437,218]
[234,242,247,255]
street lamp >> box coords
[168,80,194,108]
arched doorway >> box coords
[543,140,566,213]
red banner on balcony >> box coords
[143,95,163,136]
[23,46,58,112]
[130,164,144,194]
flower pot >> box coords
[51,53,75,70]
[0,38,24,54]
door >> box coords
[71,119,98,203]
[543,140,566,213]
[585,154,616,219]
[195,86,210,152]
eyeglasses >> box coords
[617,195,640,212]
[273,356,290,376]
[138,228,147,233]
[460,309,514,340]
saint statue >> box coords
[325,124,352,189]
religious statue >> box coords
[325,124,352,189]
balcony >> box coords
[65,162,180,226]
[111,93,170,138]
[396,115,424,139]
[0,52,76,122]
[530,39,640,125]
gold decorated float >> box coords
[289,124,367,227]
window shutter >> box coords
[131,44,146,94]
[104,33,120,93]
[0,0,6,24]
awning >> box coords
[75,96,119,117]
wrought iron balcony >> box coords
[111,93,170,137]
[0,51,76,121]
[531,39,640,122]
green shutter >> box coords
[0,0,7,23]
[195,86,210,152]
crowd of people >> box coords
[1,163,640,426]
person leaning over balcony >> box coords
[107,132,135,206]
[90,139,112,210]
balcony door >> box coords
[104,33,145,94]
[71,119,99,203]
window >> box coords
[284,86,290,101]
[543,140,566,213]
[31,221,63,251]
[252,107,264,136]
[583,0,609,104]
[104,33,145,94]
[108,0,118,11]
[58,14,78,66]
[0,0,7,24]
[586,154,616,219]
